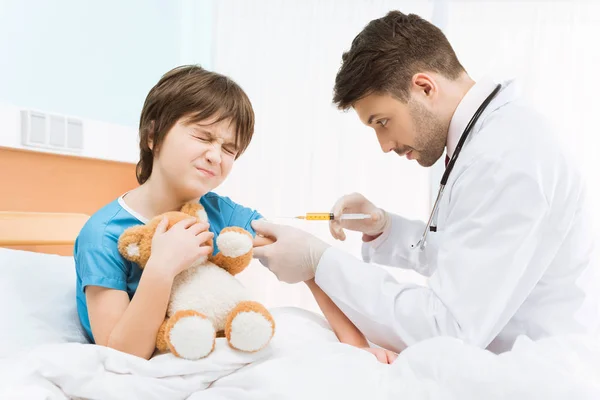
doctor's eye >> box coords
[377,119,388,127]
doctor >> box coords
[252,10,599,354]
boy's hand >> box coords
[360,347,398,364]
[148,217,213,278]
[253,234,275,247]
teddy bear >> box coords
[116,202,275,360]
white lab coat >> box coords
[315,79,600,354]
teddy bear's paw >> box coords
[165,310,216,360]
[217,227,253,258]
[225,301,275,353]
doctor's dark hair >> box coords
[136,65,255,184]
[333,11,465,109]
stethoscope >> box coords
[412,83,502,251]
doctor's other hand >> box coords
[251,220,330,284]
[330,193,389,241]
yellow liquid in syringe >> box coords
[293,213,372,221]
[295,213,334,220]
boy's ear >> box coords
[180,202,208,223]
[147,120,155,151]
[117,225,151,266]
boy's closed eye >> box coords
[222,145,238,156]
[191,129,211,142]
[191,129,238,156]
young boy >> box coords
[75,65,396,363]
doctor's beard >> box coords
[408,100,448,167]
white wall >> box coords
[179,0,215,70]
[0,0,215,161]
[443,0,600,233]
[0,102,139,162]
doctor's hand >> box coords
[330,193,389,241]
[251,220,330,284]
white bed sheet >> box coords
[1,307,599,400]
[0,248,88,359]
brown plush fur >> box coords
[211,252,253,275]
[225,301,276,352]
[180,202,204,217]
[164,310,215,358]
[116,224,149,267]
[156,319,170,352]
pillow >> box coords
[0,248,89,358]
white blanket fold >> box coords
[1,307,600,400]
[0,337,271,399]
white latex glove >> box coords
[251,220,330,284]
[329,193,389,241]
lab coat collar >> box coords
[446,77,501,158]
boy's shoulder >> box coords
[201,191,240,211]
[75,197,143,252]
[201,192,262,233]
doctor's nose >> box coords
[378,140,396,154]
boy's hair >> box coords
[333,11,465,109]
[136,65,255,184]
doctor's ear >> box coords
[411,73,437,98]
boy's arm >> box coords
[304,278,369,347]
[86,261,175,360]
[305,279,398,363]
[78,244,174,360]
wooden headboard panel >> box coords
[0,146,139,255]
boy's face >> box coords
[154,115,238,199]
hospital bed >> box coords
[0,146,598,399]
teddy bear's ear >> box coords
[117,225,151,267]
[180,202,208,224]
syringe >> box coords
[294,213,372,221]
